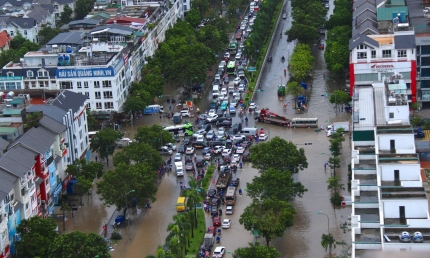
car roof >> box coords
[214,246,225,251]
[222,219,230,222]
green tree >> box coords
[113,142,162,171]
[411,117,422,127]
[327,156,341,175]
[123,95,147,115]
[0,49,21,67]
[86,110,97,130]
[25,111,43,130]
[246,168,307,201]
[97,162,158,216]
[166,214,191,257]
[38,26,61,45]
[74,0,93,20]
[190,0,210,17]
[48,231,110,258]
[248,136,308,173]
[60,5,73,25]
[197,24,229,52]
[182,176,204,236]
[185,9,202,28]
[233,242,281,258]
[329,90,352,106]
[89,127,123,165]
[65,159,103,203]
[10,31,27,49]
[289,44,314,81]
[285,23,318,45]
[239,198,296,246]
[134,124,175,150]
[321,233,336,258]
[15,216,58,258]
[285,81,305,108]
[326,7,352,30]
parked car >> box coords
[174,153,182,162]
[186,147,195,154]
[177,144,186,153]
[196,156,206,167]
[216,120,232,127]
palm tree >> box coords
[285,81,305,109]
[183,176,204,237]
[321,233,336,258]
[166,214,191,257]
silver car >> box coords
[226,206,234,215]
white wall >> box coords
[385,106,410,122]
[379,164,421,181]
[377,134,415,151]
[383,200,428,218]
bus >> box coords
[225,187,237,205]
[290,118,318,128]
[88,131,98,141]
[229,42,237,55]
[226,60,236,75]
[164,123,194,136]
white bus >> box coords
[290,118,318,128]
[164,123,194,136]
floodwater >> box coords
[67,0,353,257]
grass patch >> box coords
[186,209,206,256]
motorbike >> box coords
[281,56,285,63]
[113,215,127,227]
[268,56,272,62]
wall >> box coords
[379,164,421,181]
[383,200,428,218]
[377,134,415,151]
[385,106,410,122]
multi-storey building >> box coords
[349,81,430,257]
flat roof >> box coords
[2,109,22,115]
[354,87,375,130]
[0,127,17,133]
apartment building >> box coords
[350,82,430,257]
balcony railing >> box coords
[46,155,54,166]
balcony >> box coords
[46,155,54,166]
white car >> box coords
[196,135,204,142]
[195,129,206,135]
[229,105,236,114]
[259,133,268,141]
[186,147,195,154]
[213,246,226,258]
[231,134,246,141]
[214,145,225,154]
[206,130,215,140]
[233,77,241,86]
[206,114,219,122]
[180,110,191,117]
[174,153,182,162]
[221,88,228,95]
[218,127,225,136]
[238,83,246,92]
[224,52,230,59]
[246,27,252,33]
[232,154,241,163]
[225,206,234,215]
[208,109,216,116]
[235,52,242,60]
[222,219,232,228]
[215,74,221,81]
[236,146,245,154]
[222,148,232,156]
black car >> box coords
[185,161,194,171]
[231,177,240,187]
[232,123,242,134]
[196,119,209,129]
[223,77,229,84]
[196,156,205,167]
[207,189,217,198]
[242,141,253,148]
[211,198,221,207]
[178,144,186,153]
[207,140,226,147]
[216,109,224,116]
[242,150,250,161]
[226,128,235,137]
[211,205,218,216]
[202,123,212,132]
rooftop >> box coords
[353,87,375,131]
[380,186,426,199]
[46,31,85,46]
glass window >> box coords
[6,82,15,89]
[6,72,13,76]
[103,91,113,98]
[84,81,89,88]
[371,51,376,58]
[357,52,367,59]
[95,92,101,99]
[27,71,33,77]
[104,102,114,109]
[382,50,391,58]
[94,81,100,88]
[16,82,21,89]
[77,82,82,88]
[398,50,407,58]
[96,102,102,109]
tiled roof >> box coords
[46,31,85,46]
[9,126,55,154]
[0,145,37,177]
[349,34,380,50]
[0,30,12,48]
[52,90,87,114]
[0,138,9,151]
[26,5,51,23]
[26,105,67,123]
[39,115,66,133]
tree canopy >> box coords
[89,128,123,164]
[233,242,280,258]
[134,124,175,150]
[60,5,73,25]
[65,158,103,201]
[248,136,308,173]
[239,198,296,246]
[329,90,352,106]
[48,231,110,258]
[38,26,61,45]
[113,142,162,171]
[289,44,314,81]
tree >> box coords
[113,142,163,172]
[285,81,305,108]
[89,127,123,165]
[0,49,21,67]
[74,0,93,20]
[134,124,175,150]
[65,159,103,203]
[233,242,280,258]
[411,117,422,127]
[321,233,336,258]
[327,156,341,175]
[329,90,352,106]
[60,5,73,25]
[197,24,229,52]
[86,110,97,130]
[289,44,314,81]
[48,231,110,258]
[25,111,43,130]
[38,26,61,45]
[15,216,58,258]
[285,23,318,45]
[239,198,296,246]
[327,175,344,206]
[97,162,158,216]
[123,95,147,115]
[183,176,204,236]
[246,168,307,201]
[185,9,202,28]
[190,0,210,17]
[166,214,191,257]
[248,136,308,173]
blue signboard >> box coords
[56,68,115,78]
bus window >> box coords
[88,131,98,141]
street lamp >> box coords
[318,211,330,236]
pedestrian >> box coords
[323,72,326,79]
[239,162,243,169]
[95,155,98,162]
[239,188,242,195]
[169,105,172,111]
[324,162,328,171]
[159,115,162,120]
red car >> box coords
[213,216,221,227]
[318,44,325,50]
[207,226,216,236]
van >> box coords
[240,127,257,137]
[173,113,182,124]
[212,85,220,98]
[176,197,186,211]
[175,162,184,177]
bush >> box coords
[110,231,122,240]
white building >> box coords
[349,31,417,102]
[349,82,430,257]
[0,17,39,43]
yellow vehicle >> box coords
[176,197,186,212]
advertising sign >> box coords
[56,68,115,78]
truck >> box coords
[173,113,182,124]
[327,122,350,132]
[144,105,164,115]
[216,171,231,189]
[203,233,214,249]
[254,108,290,126]
[116,138,132,148]
[277,85,286,100]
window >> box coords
[78,116,82,127]
[382,50,391,58]
[371,51,376,58]
[94,81,100,88]
[10,192,14,201]
[86,103,91,109]
[31,82,36,88]
[102,80,112,88]
[79,129,82,139]
[85,92,89,99]
[398,50,407,58]
[24,30,27,35]
[357,52,367,59]
[53,4,58,10]
[27,71,34,77]
[84,81,89,88]
[45,178,49,186]
[77,82,82,88]
[389,112,394,118]
[357,44,367,50]
[95,92,101,99]
[103,91,113,99]
[96,102,102,109]
[6,82,15,90]
[104,102,114,109]
[25,202,29,210]
[6,72,13,77]
[37,71,48,77]
[39,81,46,87]
[9,31,14,36]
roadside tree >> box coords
[74,0,93,20]
[48,231,110,258]
[286,24,318,45]
[183,176,204,235]
[59,5,73,25]
[329,90,351,106]
[97,162,158,216]
[233,242,280,258]
[239,198,296,246]
[246,168,307,201]
[25,111,43,130]
[185,9,202,28]
[89,127,123,165]
[15,216,57,258]
[113,142,162,171]
[65,159,103,203]
[166,214,191,257]
[123,95,147,115]
[248,136,308,173]
[327,176,345,206]
[285,81,305,108]
[135,124,175,150]
[321,233,337,258]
